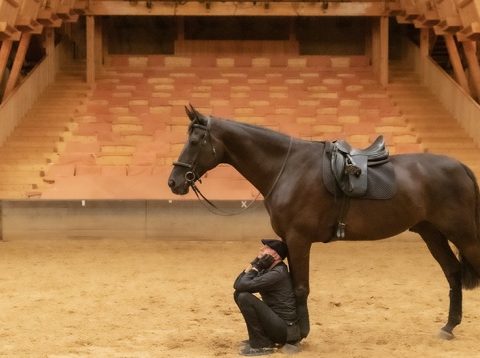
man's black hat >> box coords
[261,239,288,260]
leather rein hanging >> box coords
[172,118,294,216]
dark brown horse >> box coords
[168,106,480,340]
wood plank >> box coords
[77,1,392,16]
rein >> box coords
[173,118,294,216]
[191,136,294,216]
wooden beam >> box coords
[0,40,13,92]
[462,40,480,100]
[444,34,470,94]
[79,1,391,16]
[86,15,95,84]
[3,33,32,99]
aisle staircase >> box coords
[387,67,480,174]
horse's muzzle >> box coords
[167,178,190,195]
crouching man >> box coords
[233,239,301,356]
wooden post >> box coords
[3,33,32,99]
[0,40,13,92]
[444,34,470,94]
[44,27,55,56]
[462,40,480,100]
[379,16,389,87]
[86,15,95,84]
[419,28,429,84]
[371,17,388,86]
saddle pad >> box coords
[322,144,397,200]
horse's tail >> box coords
[459,163,480,290]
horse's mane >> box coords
[213,116,291,142]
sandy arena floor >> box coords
[0,233,479,358]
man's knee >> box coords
[234,291,255,306]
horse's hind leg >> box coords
[411,222,462,339]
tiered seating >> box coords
[39,54,422,199]
[0,71,90,198]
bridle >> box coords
[172,118,216,186]
[172,117,293,216]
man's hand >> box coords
[250,257,260,266]
[252,254,275,271]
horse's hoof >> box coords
[438,329,455,340]
[280,344,301,354]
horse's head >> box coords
[168,105,220,195]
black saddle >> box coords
[329,136,390,197]
[322,136,397,240]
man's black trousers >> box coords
[234,291,287,348]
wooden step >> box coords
[0,151,54,160]
[6,136,61,144]
[0,173,42,184]
[418,132,471,140]
[0,183,39,190]
[0,190,28,199]
[12,130,64,138]
[0,164,47,172]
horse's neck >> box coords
[215,120,291,196]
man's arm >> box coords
[234,266,284,292]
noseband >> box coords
[172,118,216,185]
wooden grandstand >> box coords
[0,0,480,237]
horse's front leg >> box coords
[286,236,312,339]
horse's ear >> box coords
[190,104,208,126]
[185,105,196,122]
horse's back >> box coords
[390,152,472,181]
[391,152,476,215]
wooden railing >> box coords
[0,41,64,146]
[405,38,480,147]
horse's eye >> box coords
[190,139,199,146]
